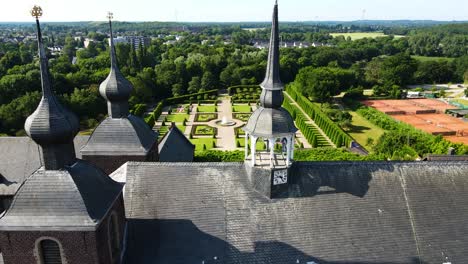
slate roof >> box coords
[80,116,158,156]
[122,161,468,264]
[244,107,298,138]
[0,136,88,196]
[0,160,122,231]
[158,125,194,162]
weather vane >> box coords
[107,11,114,21]
[31,5,43,19]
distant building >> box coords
[111,36,151,49]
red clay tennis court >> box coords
[364,99,468,145]
[363,99,457,115]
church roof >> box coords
[0,160,122,231]
[0,136,88,196]
[122,161,468,263]
[158,125,195,162]
[81,116,157,156]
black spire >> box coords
[25,6,79,170]
[259,1,284,108]
[99,12,133,118]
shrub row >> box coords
[286,86,352,147]
[227,85,261,95]
[194,150,245,162]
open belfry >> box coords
[0,2,467,264]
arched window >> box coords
[108,212,120,262]
[39,239,62,264]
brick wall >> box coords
[0,195,126,264]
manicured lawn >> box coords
[236,138,267,151]
[157,126,169,140]
[330,32,404,40]
[347,112,385,151]
[166,114,189,123]
[190,138,217,151]
[232,105,252,113]
[193,125,216,136]
[195,113,218,122]
[235,127,246,136]
[157,125,186,139]
[197,105,217,113]
[412,56,455,62]
[176,125,186,133]
[233,113,251,121]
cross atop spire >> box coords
[25,6,80,170]
[99,11,133,118]
[107,11,118,69]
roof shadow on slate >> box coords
[0,174,17,186]
[277,162,395,199]
[123,219,427,264]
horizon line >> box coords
[1,19,468,24]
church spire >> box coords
[25,6,79,170]
[259,1,284,108]
[99,12,133,118]
[261,1,282,91]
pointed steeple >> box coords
[24,6,80,170]
[259,1,284,109]
[243,1,297,168]
[261,0,282,90]
[99,12,133,118]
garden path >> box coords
[215,97,238,150]
[284,92,335,147]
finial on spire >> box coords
[31,5,43,19]
[99,11,133,118]
[25,5,80,170]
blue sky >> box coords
[2,0,468,22]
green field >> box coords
[330,32,404,40]
[197,105,217,113]
[157,125,186,139]
[195,113,217,122]
[347,112,385,151]
[412,56,455,62]
[190,138,217,151]
[232,105,252,113]
[166,114,189,123]
[193,125,216,136]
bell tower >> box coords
[243,1,297,198]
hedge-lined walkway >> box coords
[284,92,335,147]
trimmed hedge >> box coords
[194,150,245,162]
[148,90,219,127]
[286,85,353,148]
